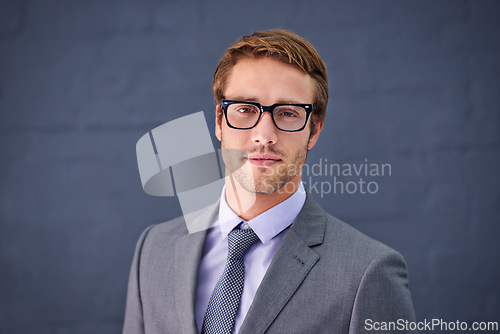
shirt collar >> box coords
[218,183,306,244]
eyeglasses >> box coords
[220,100,313,132]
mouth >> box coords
[247,153,282,167]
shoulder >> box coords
[144,215,189,239]
[305,196,416,317]
[322,214,417,326]
[323,214,411,291]
[135,199,219,254]
[131,216,188,263]
[298,194,407,274]
[324,213,397,262]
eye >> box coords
[236,106,257,113]
[276,108,299,118]
[232,104,259,115]
[282,111,297,118]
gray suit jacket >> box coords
[123,194,416,333]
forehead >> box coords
[224,57,315,105]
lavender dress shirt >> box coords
[194,183,306,333]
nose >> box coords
[251,112,277,145]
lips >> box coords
[247,153,281,167]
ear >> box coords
[307,119,324,150]
[215,105,222,142]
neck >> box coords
[224,174,301,221]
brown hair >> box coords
[213,29,328,132]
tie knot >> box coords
[227,228,259,260]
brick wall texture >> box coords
[1,0,499,333]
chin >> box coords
[235,171,295,195]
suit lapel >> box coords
[173,202,219,334]
[239,194,327,334]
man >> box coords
[123,29,416,334]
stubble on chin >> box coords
[222,145,307,195]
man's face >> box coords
[215,57,323,194]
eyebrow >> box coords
[226,96,308,104]
[226,96,259,102]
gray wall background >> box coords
[1,0,499,333]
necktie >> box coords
[201,227,260,334]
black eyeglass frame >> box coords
[220,99,314,132]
